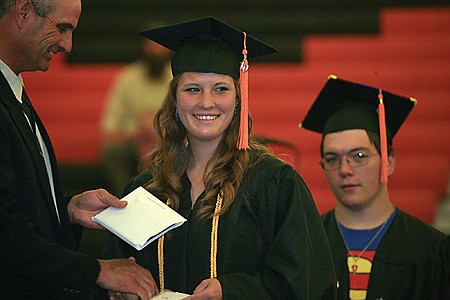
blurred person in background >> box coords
[101,22,172,197]
[434,175,450,235]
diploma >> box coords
[92,187,186,250]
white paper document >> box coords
[92,186,186,250]
[151,290,190,299]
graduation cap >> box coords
[139,17,277,149]
[300,75,417,183]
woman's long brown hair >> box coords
[144,74,271,220]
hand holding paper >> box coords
[92,187,186,250]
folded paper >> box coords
[93,187,186,250]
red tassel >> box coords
[238,32,250,150]
[378,89,388,184]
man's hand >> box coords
[98,257,158,300]
[68,188,126,229]
[187,278,222,300]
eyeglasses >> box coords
[320,150,378,170]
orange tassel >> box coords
[378,89,388,184]
[238,32,250,150]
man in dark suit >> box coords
[0,0,157,299]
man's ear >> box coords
[387,151,396,176]
[15,0,33,28]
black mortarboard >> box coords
[139,17,277,150]
[300,75,416,139]
[139,17,277,80]
[300,75,417,183]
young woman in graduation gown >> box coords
[101,17,337,300]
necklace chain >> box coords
[157,192,223,292]
[336,215,388,274]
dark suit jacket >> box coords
[0,73,100,299]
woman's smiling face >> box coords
[176,72,237,146]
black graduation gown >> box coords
[103,155,337,299]
[322,209,450,300]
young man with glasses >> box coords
[301,75,450,300]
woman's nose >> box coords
[199,91,215,108]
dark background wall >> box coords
[68,0,448,63]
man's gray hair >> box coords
[0,0,16,18]
[0,0,53,19]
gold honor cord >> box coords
[210,191,223,278]
[157,192,223,292]
[157,234,165,291]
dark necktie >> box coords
[21,89,36,132]
[21,88,43,155]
